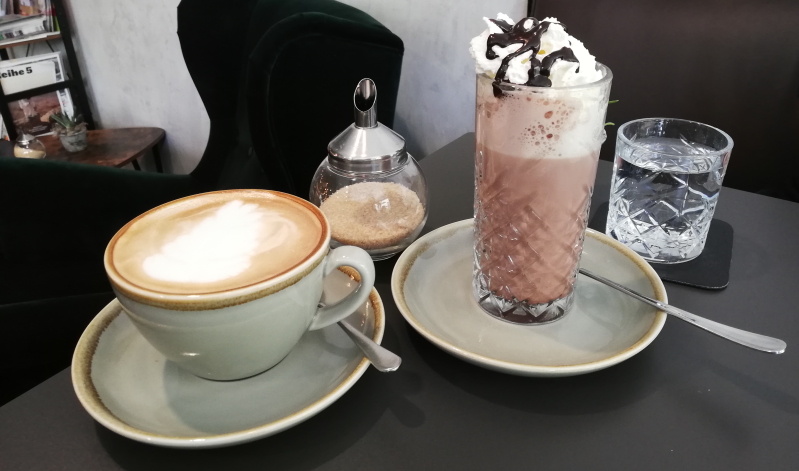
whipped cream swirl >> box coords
[469,13,603,88]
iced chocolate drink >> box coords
[470,14,612,324]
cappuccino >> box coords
[108,190,325,295]
[104,190,376,380]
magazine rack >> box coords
[0,0,94,141]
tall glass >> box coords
[473,66,613,324]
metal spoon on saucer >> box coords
[579,269,787,354]
[319,302,402,372]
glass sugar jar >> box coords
[13,133,46,159]
[310,79,428,260]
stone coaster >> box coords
[589,202,734,290]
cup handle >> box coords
[308,246,375,331]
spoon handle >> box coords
[579,269,787,354]
[338,319,402,372]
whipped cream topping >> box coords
[469,14,603,87]
[142,200,297,284]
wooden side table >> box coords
[39,127,166,172]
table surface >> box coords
[40,127,164,167]
[2,133,799,470]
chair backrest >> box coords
[177,0,403,195]
[245,0,404,196]
[535,0,799,196]
[177,0,259,186]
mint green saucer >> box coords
[392,219,667,377]
[72,268,383,448]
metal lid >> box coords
[327,78,408,173]
[15,133,36,146]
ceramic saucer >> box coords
[72,268,384,448]
[392,219,667,377]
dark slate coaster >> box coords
[589,202,734,290]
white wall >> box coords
[338,0,526,158]
[61,0,526,173]
[63,0,209,174]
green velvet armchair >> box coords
[0,0,403,405]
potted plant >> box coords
[50,112,88,152]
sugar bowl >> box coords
[310,79,428,260]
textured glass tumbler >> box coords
[473,67,613,325]
[606,118,733,264]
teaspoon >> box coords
[318,302,401,372]
[338,319,402,372]
[579,268,787,354]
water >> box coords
[607,136,727,263]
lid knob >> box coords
[326,78,407,173]
[354,78,377,128]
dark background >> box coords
[532,0,799,199]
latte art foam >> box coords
[110,191,325,295]
[142,200,298,284]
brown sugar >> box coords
[319,182,425,250]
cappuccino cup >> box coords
[104,190,375,381]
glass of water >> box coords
[606,118,733,263]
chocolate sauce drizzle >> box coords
[486,17,579,95]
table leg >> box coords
[132,159,142,171]
[152,144,163,173]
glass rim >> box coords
[477,62,613,91]
[617,117,734,157]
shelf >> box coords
[0,0,95,141]
[2,79,76,101]
[0,32,61,51]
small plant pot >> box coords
[59,129,88,152]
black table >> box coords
[2,133,799,470]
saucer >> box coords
[72,268,384,448]
[392,219,667,377]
